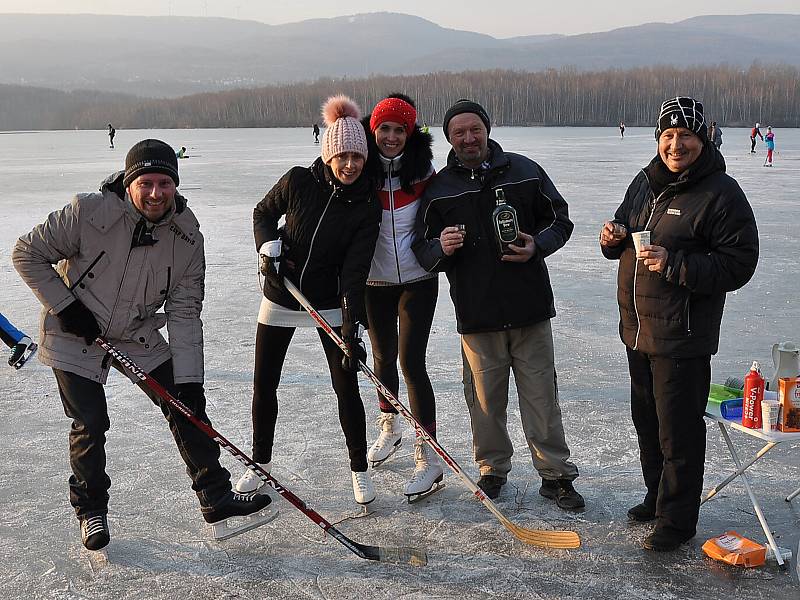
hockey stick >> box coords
[95,337,426,566]
[284,279,581,550]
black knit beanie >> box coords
[655,97,707,141]
[123,139,180,188]
[442,99,491,141]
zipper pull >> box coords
[471,169,475,180]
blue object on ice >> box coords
[719,398,743,420]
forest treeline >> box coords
[2,64,799,131]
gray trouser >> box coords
[461,319,578,481]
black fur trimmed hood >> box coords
[361,116,434,193]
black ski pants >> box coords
[365,277,438,435]
[54,360,231,519]
[251,323,368,472]
[626,347,710,537]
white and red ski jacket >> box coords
[368,153,435,285]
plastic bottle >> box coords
[765,545,793,564]
[742,361,765,429]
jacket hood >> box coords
[100,170,188,214]
[361,116,434,193]
[644,141,726,194]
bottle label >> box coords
[495,209,518,243]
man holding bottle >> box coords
[413,99,584,510]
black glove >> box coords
[259,252,280,277]
[340,318,366,372]
[175,382,205,409]
[57,299,101,345]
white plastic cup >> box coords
[264,240,282,258]
[632,230,650,258]
[761,399,781,432]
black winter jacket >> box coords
[602,144,759,357]
[413,140,573,334]
[253,157,381,324]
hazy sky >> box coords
[1,1,798,37]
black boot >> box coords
[477,474,506,499]
[202,490,272,524]
[539,478,586,511]
[627,502,656,522]
[80,513,110,551]
[643,527,694,551]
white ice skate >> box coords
[367,412,402,468]
[404,439,444,503]
[352,470,376,506]
[234,461,272,494]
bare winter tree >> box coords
[2,65,798,130]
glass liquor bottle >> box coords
[491,188,519,256]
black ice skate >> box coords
[8,337,37,369]
[202,489,277,540]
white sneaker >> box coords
[367,412,402,467]
[351,470,376,505]
[404,439,444,500]
[234,461,272,493]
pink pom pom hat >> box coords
[320,95,369,164]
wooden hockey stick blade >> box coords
[488,497,581,548]
[504,521,581,549]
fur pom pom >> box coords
[321,95,362,127]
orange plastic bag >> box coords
[702,531,766,567]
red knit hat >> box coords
[369,97,417,135]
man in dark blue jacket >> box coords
[600,97,758,551]
[414,100,583,510]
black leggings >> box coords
[251,323,368,471]
[365,277,438,436]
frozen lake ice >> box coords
[0,127,798,598]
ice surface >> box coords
[0,127,798,599]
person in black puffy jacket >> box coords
[600,97,759,552]
[234,95,382,506]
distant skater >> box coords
[0,311,37,369]
[750,122,762,153]
[619,121,625,138]
[764,126,775,166]
[313,123,320,143]
[108,124,116,149]
[176,146,187,159]
[709,121,722,150]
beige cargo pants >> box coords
[461,319,579,481]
